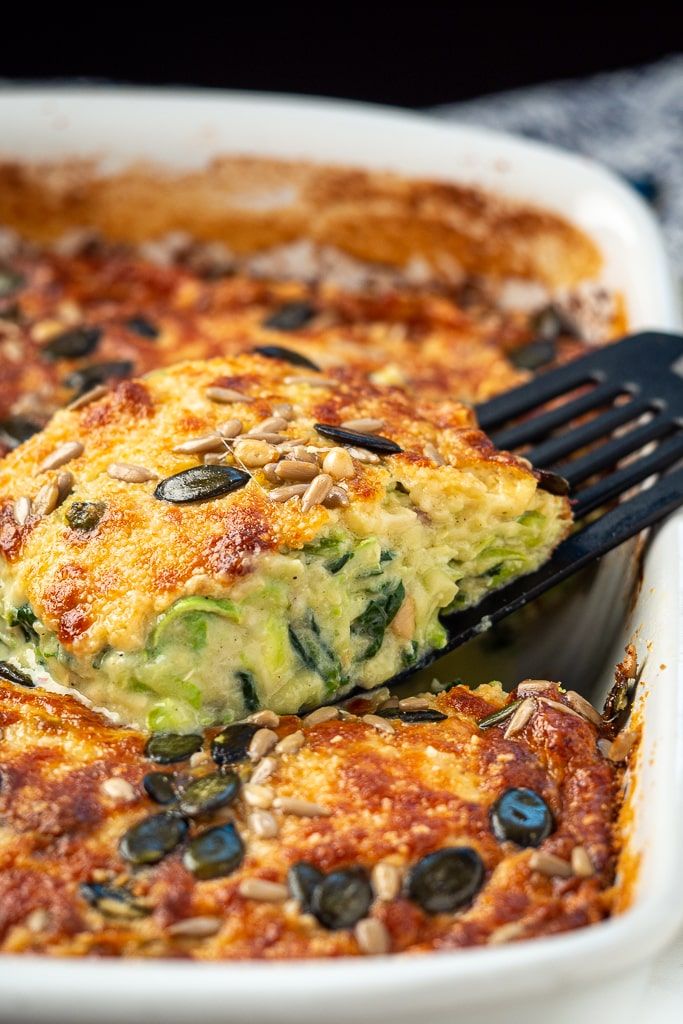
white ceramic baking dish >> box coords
[0,87,681,1024]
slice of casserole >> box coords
[0,354,571,730]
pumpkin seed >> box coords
[183,822,245,880]
[287,861,323,913]
[142,771,177,805]
[119,812,189,865]
[66,501,106,531]
[477,699,523,730]
[154,465,250,504]
[144,732,204,764]
[126,315,159,339]
[80,882,149,919]
[536,469,570,496]
[0,660,34,687]
[43,326,102,360]
[263,302,316,332]
[311,868,373,931]
[510,339,556,371]
[64,360,134,395]
[490,788,553,847]
[211,722,260,766]
[253,345,319,371]
[406,847,484,914]
[314,423,402,455]
[178,771,240,817]
[376,707,447,724]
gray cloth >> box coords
[434,55,683,274]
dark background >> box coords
[1,9,679,108]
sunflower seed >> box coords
[340,417,385,434]
[371,862,402,901]
[274,731,305,756]
[274,460,319,482]
[37,441,84,474]
[323,485,350,509]
[424,443,445,466]
[247,709,280,728]
[517,680,553,696]
[216,418,243,438]
[250,416,289,435]
[248,808,279,838]
[263,462,281,483]
[68,384,108,410]
[537,697,586,723]
[167,916,222,938]
[564,690,603,727]
[571,846,594,878]
[273,796,331,817]
[238,878,288,902]
[504,697,536,738]
[528,851,573,878]
[234,439,278,467]
[33,480,60,516]
[101,777,137,804]
[605,730,637,762]
[304,706,340,726]
[362,714,395,735]
[107,462,158,483]
[269,483,309,502]
[346,446,381,464]
[243,784,275,809]
[56,471,74,502]
[284,375,334,387]
[249,756,278,785]
[248,728,279,761]
[173,434,226,455]
[301,473,333,512]
[488,921,527,945]
[203,452,226,466]
[13,496,31,525]
[391,596,415,639]
[272,402,295,421]
[206,386,252,404]
[398,696,431,711]
[24,908,52,933]
[355,917,390,955]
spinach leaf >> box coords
[351,580,406,660]
[8,604,38,643]
[288,614,346,694]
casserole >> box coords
[0,87,681,1023]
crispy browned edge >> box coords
[0,155,601,287]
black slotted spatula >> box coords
[390,330,683,681]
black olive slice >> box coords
[0,416,42,449]
[287,861,324,914]
[314,423,403,456]
[406,847,484,914]
[144,732,204,764]
[0,661,34,687]
[43,326,102,360]
[126,315,159,339]
[210,723,260,767]
[80,882,149,918]
[177,771,240,817]
[376,707,447,723]
[489,787,554,847]
[64,360,134,395]
[142,772,178,805]
[252,345,320,371]
[509,339,556,371]
[263,302,316,332]
[154,465,251,504]
[66,501,106,532]
[536,469,570,496]
[183,822,245,880]
[310,867,373,931]
[119,813,189,865]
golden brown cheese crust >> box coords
[0,245,531,444]
[0,354,566,657]
[0,680,620,958]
